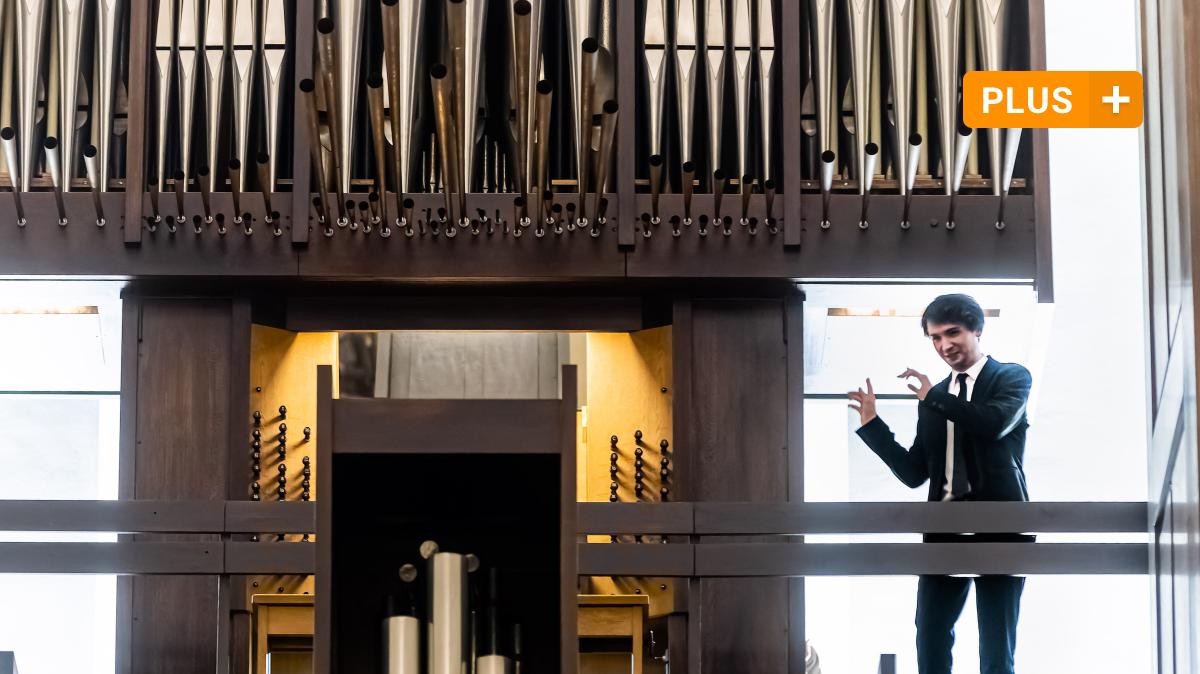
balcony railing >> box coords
[0,500,1147,576]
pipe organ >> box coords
[0,0,1041,250]
[1,2,1052,669]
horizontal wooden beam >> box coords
[577,502,694,534]
[0,542,224,574]
[225,541,316,574]
[0,541,314,575]
[692,501,1149,535]
[0,501,1145,537]
[576,501,1148,535]
[578,542,695,577]
[694,542,1148,576]
[286,296,647,332]
[332,397,564,455]
[0,500,225,533]
[2,498,1142,534]
[225,501,315,534]
[0,500,316,534]
[0,193,1038,280]
[576,541,1148,577]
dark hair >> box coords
[921,294,985,335]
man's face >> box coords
[925,321,982,371]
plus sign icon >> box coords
[963,71,1143,128]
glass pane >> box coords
[803,281,1147,502]
[805,575,1150,674]
[0,281,121,674]
[0,396,119,504]
[0,574,116,674]
[0,281,123,393]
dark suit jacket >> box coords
[856,357,1033,540]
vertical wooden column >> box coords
[314,365,334,674]
[673,297,795,673]
[785,292,806,674]
[116,297,251,673]
[559,366,580,674]
[123,0,151,243]
[290,0,316,244]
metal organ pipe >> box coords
[847,0,876,194]
[976,0,1012,195]
[95,0,124,192]
[261,0,287,186]
[44,137,68,225]
[231,0,255,190]
[385,613,420,674]
[17,0,49,193]
[58,0,87,192]
[883,0,916,196]
[421,541,478,674]
[1,128,27,226]
[177,0,200,188]
[384,563,420,674]
[202,0,226,194]
[927,0,961,195]
[84,145,107,226]
[431,63,461,224]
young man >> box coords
[848,294,1033,674]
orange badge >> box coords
[962,71,1143,129]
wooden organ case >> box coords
[1,0,1052,671]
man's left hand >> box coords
[899,368,932,400]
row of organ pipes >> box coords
[303,0,624,236]
[0,0,129,226]
[149,0,291,231]
[301,0,1026,236]
[0,0,1028,234]
[643,0,1025,230]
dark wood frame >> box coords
[314,364,579,674]
[0,1,1052,299]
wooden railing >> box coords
[0,500,1148,576]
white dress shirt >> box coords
[942,354,988,501]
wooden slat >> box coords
[286,296,645,332]
[577,543,695,577]
[0,500,224,532]
[0,542,223,574]
[0,500,1146,536]
[693,501,1149,534]
[224,542,316,574]
[577,502,694,534]
[332,397,563,454]
[224,501,316,533]
[0,540,1146,576]
[695,542,1149,576]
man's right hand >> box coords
[848,378,878,427]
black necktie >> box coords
[951,373,972,499]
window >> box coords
[0,281,122,674]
